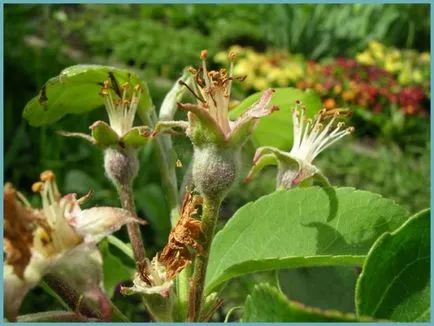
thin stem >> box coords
[43,274,103,320]
[110,301,131,322]
[117,183,146,263]
[140,108,180,225]
[189,197,222,321]
[107,235,135,260]
[39,280,72,312]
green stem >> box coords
[110,301,131,322]
[107,235,134,260]
[43,274,103,320]
[174,266,191,321]
[189,198,222,321]
[140,108,180,225]
[117,183,146,264]
[314,172,332,187]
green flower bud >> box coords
[192,145,240,201]
[104,147,139,187]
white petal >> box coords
[69,207,144,244]
[4,255,46,321]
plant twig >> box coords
[117,183,146,263]
[43,274,103,320]
[189,198,222,321]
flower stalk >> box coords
[189,197,222,321]
[43,273,104,320]
[117,183,146,264]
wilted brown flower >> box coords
[3,183,46,279]
[160,192,204,279]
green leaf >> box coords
[99,240,134,298]
[279,266,359,313]
[205,187,408,293]
[355,209,430,322]
[122,126,151,147]
[90,120,120,147]
[230,87,322,149]
[23,64,153,127]
[243,283,376,322]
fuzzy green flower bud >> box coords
[104,147,139,187]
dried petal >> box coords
[160,192,203,279]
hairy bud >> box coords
[104,147,139,187]
[192,146,239,201]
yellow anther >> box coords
[40,170,55,182]
[134,84,142,92]
[188,66,197,74]
[347,126,355,133]
[337,122,345,128]
[32,182,44,193]
[208,71,218,78]
[228,51,237,62]
[200,49,208,60]
[121,82,129,89]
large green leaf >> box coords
[230,87,322,149]
[23,64,153,126]
[355,209,430,322]
[205,187,408,293]
[243,283,376,322]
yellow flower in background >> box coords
[284,63,304,81]
[253,77,269,90]
[369,40,386,60]
[214,51,229,63]
[267,67,283,81]
[384,58,402,73]
[356,51,374,65]
[420,52,430,63]
[412,70,423,83]
[233,58,252,76]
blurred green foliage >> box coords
[4,3,430,321]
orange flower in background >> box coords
[324,98,337,110]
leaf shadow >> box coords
[304,218,390,256]
[320,187,339,223]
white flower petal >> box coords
[69,207,144,244]
[4,255,46,321]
